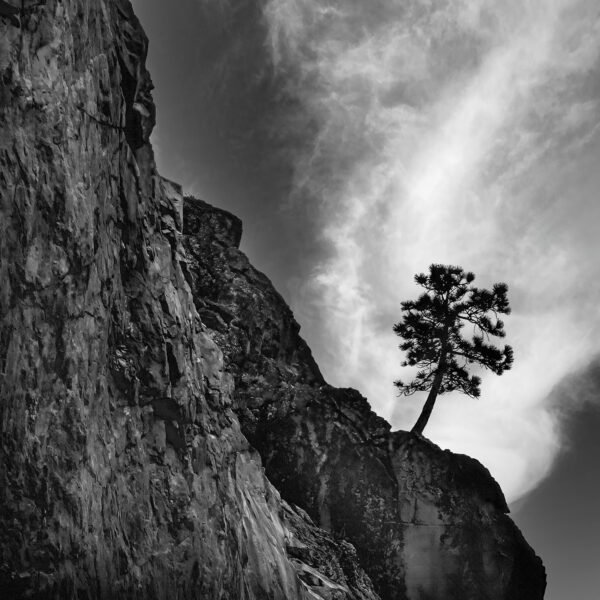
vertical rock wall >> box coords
[0,2,378,599]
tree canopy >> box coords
[394,264,513,435]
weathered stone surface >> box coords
[182,196,546,600]
[0,2,378,599]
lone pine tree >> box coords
[395,264,514,435]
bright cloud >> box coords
[262,0,600,501]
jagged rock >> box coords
[0,1,378,599]
[182,197,547,600]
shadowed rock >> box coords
[182,195,546,600]
[0,1,19,27]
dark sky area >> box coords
[130,0,324,295]
[514,399,600,599]
[131,2,600,598]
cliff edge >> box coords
[182,197,546,600]
[0,2,545,599]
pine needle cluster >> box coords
[394,264,513,434]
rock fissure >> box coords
[76,104,125,132]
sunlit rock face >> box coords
[182,198,546,600]
[0,2,378,599]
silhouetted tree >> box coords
[394,264,513,435]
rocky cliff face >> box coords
[182,199,546,600]
[0,2,545,600]
[0,2,378,599]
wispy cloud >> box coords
[262,0,600,501]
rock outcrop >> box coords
[0,2,545,600]
[182,198,546,600]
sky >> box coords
[131,1,600,597]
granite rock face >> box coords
[0,2,544,600]
[0,2,378,599]
[182,198,547,600]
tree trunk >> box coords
[411,367,444,435]
[411,328,449,435]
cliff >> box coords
[182,199,546,600]
[0,2,545,600]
